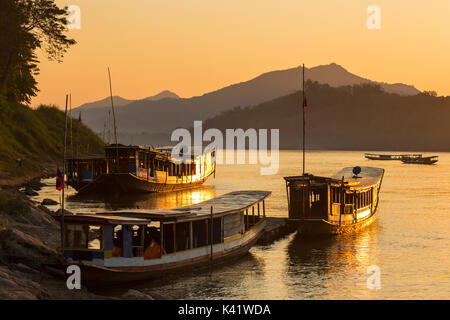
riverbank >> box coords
[0,176,159,300]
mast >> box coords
[107,67,119,170]
[302,64,306,175]
[60,94,68,253]
[70,94,73,160]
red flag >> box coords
[56,166,64,191]
[303,96,308,109]
[78,112,82,124]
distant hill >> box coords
[75,90,179,110]
[0,97,104,175]
[75,63,421,140]
[199,82,450,151]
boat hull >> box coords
[292,213,376,236]
[72,172,212,195]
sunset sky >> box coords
[32,0,450,108]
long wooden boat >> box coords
[365,153,422,161]
[66,144,216,194]
[401,155,438,165]
[54,190,270,287]
[284,166,384,236]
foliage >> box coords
[0,97,104,174]
[0,0,75,103]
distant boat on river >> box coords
[401,155,438,165]
[365,153,422,161]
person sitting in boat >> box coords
[144,227,165,259]
[112,229,123,257]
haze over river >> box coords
[33,151,450,299]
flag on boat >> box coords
[78,112,82,124]
[56,166,64,191]
[303,94,308,109]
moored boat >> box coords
[284,166,384,235]
[66,144,216,194]
[401,155,438,165]
[55,190,270,287]
[365,153,422,161]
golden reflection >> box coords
[67,185,216,213]
[285,221,380,299]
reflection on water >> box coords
[34,150,450,299]
[32,178,216,214]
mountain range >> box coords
[199,82,450,151]
[73,63,422,145]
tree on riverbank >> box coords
[0,0,75,104]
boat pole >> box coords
[210,206,213,263]
[60,94,68,253]
[108,67,119,171]
[302,64,306,175]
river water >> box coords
[32,151,450,299]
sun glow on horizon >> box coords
[32,0,450,109]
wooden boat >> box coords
[365,153,422,161]
[284,166,384,235]
[65,144,216,194]
[54,190,270,287]
[401,155,438,165]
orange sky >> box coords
[32,0,450,109]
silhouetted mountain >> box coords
[75,90,179,110]
[76,63,421,139]
[199,82,450,151]
[143,90,179,101]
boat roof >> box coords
[365,153,422,156]
[61,191,271,224]
[331,166,384,188]
[285,167,384,189]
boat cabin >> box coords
[66,156,106,184]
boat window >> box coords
[65,224,103,250]
[138,152,147,169]
[192,220,208,248]
[312,192,320,203]
[144,224,164,259]
[88,226,103,250]
[113,225,123,257]
[162,223,175,253]
[131,225,144,257]
[176,222,190,251]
